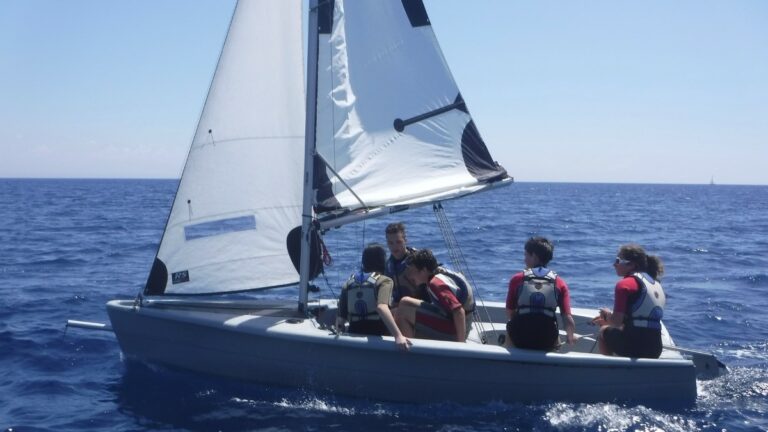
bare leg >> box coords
[395,297,422,338]
[598,325,612,355]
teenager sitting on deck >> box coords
[592,244,666,359]
[336,244,411,351]
[505,236,576,351]
[395,249,475,342]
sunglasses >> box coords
[614,257,632,266]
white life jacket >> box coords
[517,267,559,318]
[628,272,666,329]
[345,271,380,322]
[430,267,475,313]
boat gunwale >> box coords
[107,299,696,371]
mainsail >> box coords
[144,0,305,295]
[313,0,508,225]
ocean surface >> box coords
[1,179,767,431]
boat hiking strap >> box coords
[433,202,492,343]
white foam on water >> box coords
[273,397,357,416]
[544,403,702,432]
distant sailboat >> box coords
[710,176,716,186]
[66,0,725,405]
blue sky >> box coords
[2,0,767,184]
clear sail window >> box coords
[184,215,257,240]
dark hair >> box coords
[361,243,387,273]
[525,236,554,266]
[618,244,665,280]
[385,222,406,237]
[408,249,438,274]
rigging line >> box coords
[315,153,368,210]
[433,202,493,342]
[434,205,486,339]
[321,269,337,300]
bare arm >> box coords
[608,310,624,327]
[452,307,466,342]
[335,316,346,333]
[592,308,623,328]
[562,313,576,344]
[377,304,411,351]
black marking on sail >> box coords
[318,0,335,34]
[454,93,469,114]
[461,120,508,182]
[394,94,467,132]
[401,0,430,27]
[313,153,341,212]
[286,226,323,280]
[172,270,190,285]
[144,257,169,295]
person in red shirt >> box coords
[592,244,666,358]
[505,237,575,350]
[394,249,474,342]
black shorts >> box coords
[506,313,559,351]
[349,320,388,336]
[602,326,662,359]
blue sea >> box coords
[2,179,767,431]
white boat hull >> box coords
[106,299,697,405]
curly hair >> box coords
[408,248,438,273]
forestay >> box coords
[314,0,508,224]
[144,0,305,295]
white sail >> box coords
[145,0,305,295]
[314,0,508,221]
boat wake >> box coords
[272,397,358,415]
[544,402,701,431]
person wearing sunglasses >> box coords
[592,244,666,358]
[505,237,576,351]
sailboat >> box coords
[88,0,724,405]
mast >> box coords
[299,0,321,312]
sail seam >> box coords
[193,135,303,146]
